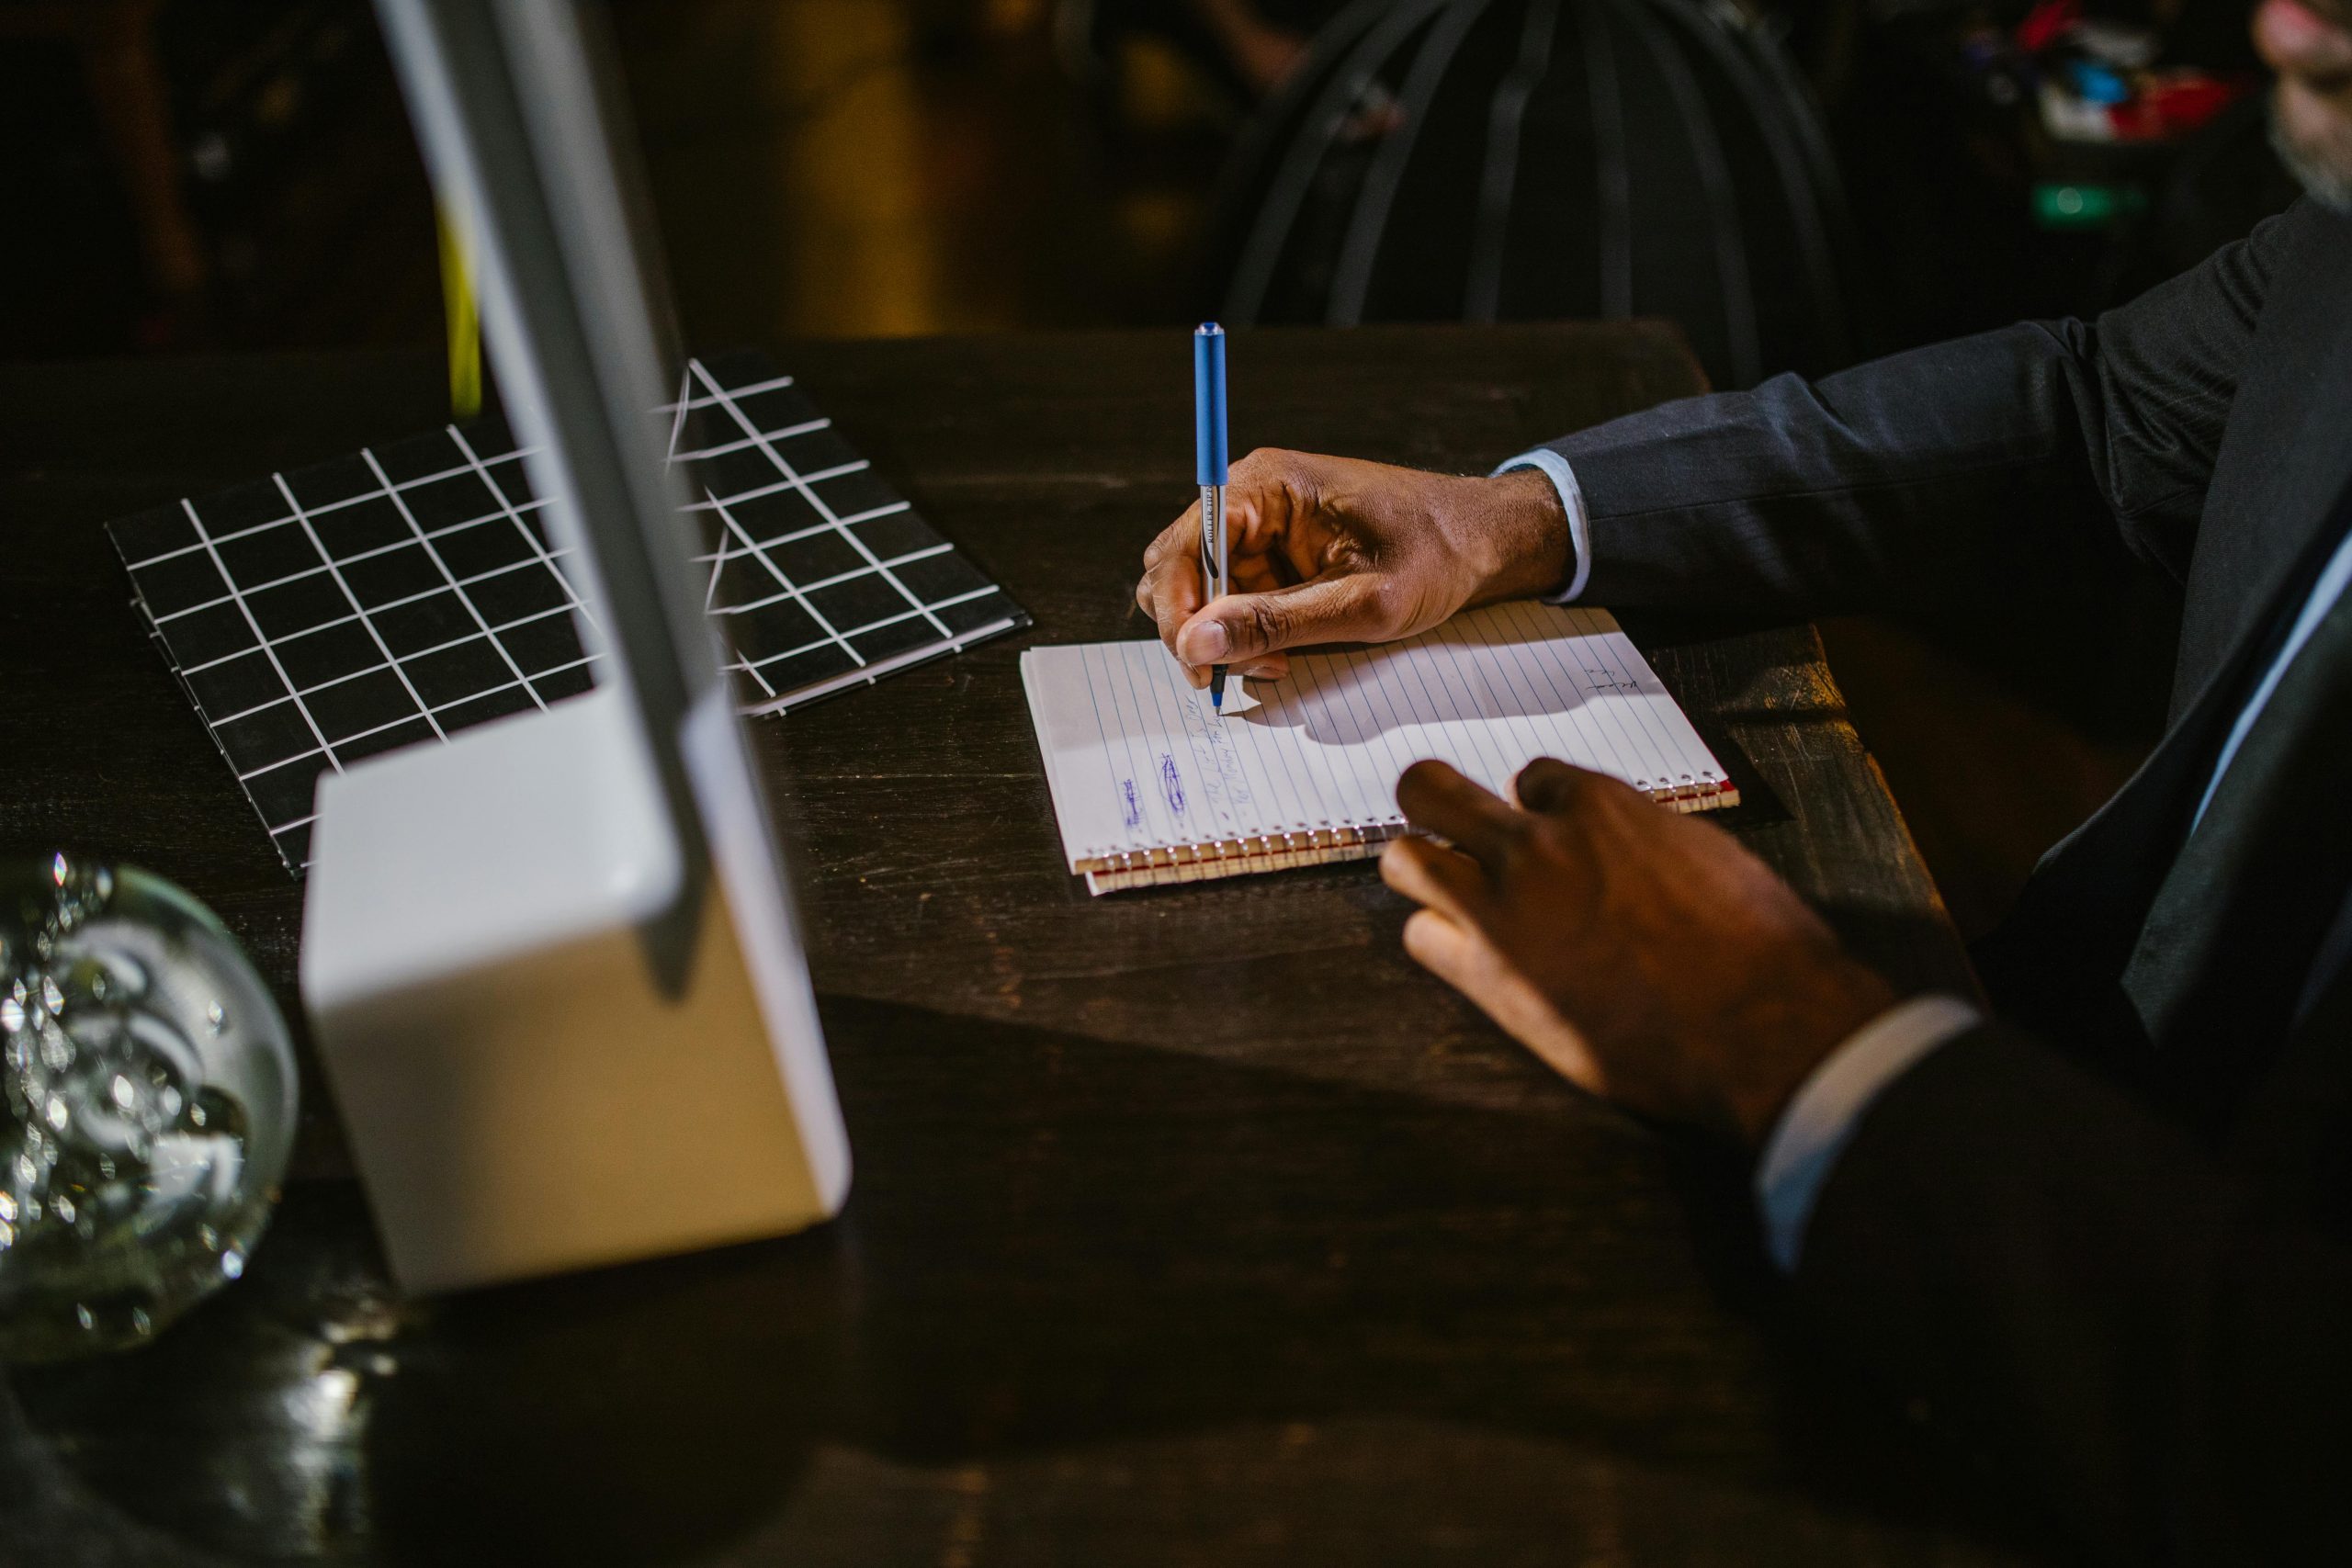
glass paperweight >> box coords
[0,855,297,1361]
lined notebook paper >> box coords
[1022,601,1738,894]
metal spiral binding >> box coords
[1078,782,1736,891]
[1079,817,1412,891]
[1645,774,1741,814]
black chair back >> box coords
[1214,0,1859,388]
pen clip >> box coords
[1199,483,1226,602]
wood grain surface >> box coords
[0,326,2036,1566]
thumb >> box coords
[1174,574,1395,665]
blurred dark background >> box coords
[3,0,2298,362]
[1,0,1243,357]
[1,0,2307,929]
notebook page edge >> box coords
[1019,645,1096,873]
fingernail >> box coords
[1183,621,1229,662]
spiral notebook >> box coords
[1023,601,1738,894]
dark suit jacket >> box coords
[1540,197,2352,1562]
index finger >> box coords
[1142,502,1207,654]
[1395,760,1527,870]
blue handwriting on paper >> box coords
[1179,686,1253,813]
[1159,754,1187,818]
[1120,778,1143,829]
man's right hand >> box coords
[1134,449,1573,688]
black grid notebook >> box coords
[108,350,1027,874]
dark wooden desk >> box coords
[0,327,2025,1565]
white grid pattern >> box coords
[451,423,604,646]
[110,352,1027,874]
[274,472,452,747]
[686,356,953,643]
[178,497,344,783]
[362,445,550,716]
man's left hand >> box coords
[1379,759,1895,1147]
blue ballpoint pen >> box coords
[1193,322,1230,711]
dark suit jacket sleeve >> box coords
[1795,1023,2352,1562]
[1537,205,2310,614]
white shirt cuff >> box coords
[1754,993,1983,1273]
[1492,448,1591,604]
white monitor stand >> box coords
[299,0,849,1294]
